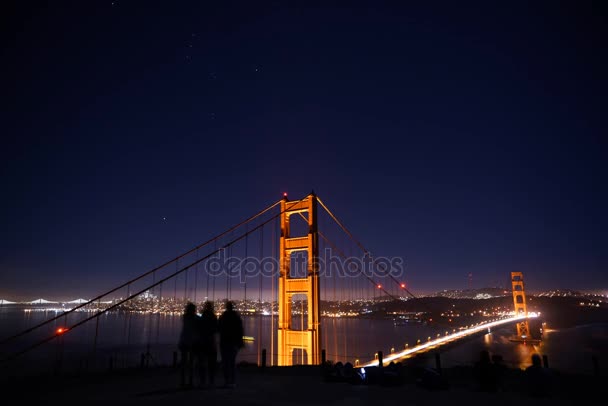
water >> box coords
[1,305,605,378]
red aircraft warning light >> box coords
[56,327,68,335]
[377,284,382,289]
[400,283,406,289]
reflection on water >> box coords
[513,340,542,370]
[437,322,608,375]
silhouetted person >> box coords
[473,350,498,392]
[218,300,244,387]
[178,302,200,388]
[198,301,218,387]
[524,353,551,397]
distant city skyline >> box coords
[2,284,605,304]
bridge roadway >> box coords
[361,313,539,367]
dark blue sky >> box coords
[1,1,606,300]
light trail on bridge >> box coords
[360,313,539,367]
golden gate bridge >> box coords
[0,192,538,373]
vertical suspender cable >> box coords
[194,248,199,304]
[147,271,156,355]
[226,245,231,301]
[124,283,131,347]
[270,215,276,366]
[184,259,189,300]
[174,259,178,301]
[244,223,248,302]
[156,282,163,346]
[211,240,216,303]
[258,225,263,366]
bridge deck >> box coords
[361,314,539,367]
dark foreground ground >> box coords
[2,361,605,406]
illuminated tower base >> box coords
[277,193,321,366]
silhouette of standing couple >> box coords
[178,300,244,389]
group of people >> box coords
[178,300,244,389]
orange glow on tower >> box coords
[277,193,320,366]
[511,271,531,339]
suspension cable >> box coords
[270,216,276,366]
[0,199,283,346]
[317,197,416,298]
[257,225,263,365]
[244,223,248,302]
[1,197,306,363]
[318,230,399,301]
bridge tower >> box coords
[510,271,531,339]
[277,193,321,366]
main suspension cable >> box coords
[318,230,399,301]
[1,197,306,363]
[0,199,282,346]
[317,197,416,298]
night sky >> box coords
[1,1,606,300]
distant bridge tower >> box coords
[277,193,321,365]
[510,271,531,339]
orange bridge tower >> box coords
[510,271,531,340]
[277,193,321,365]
